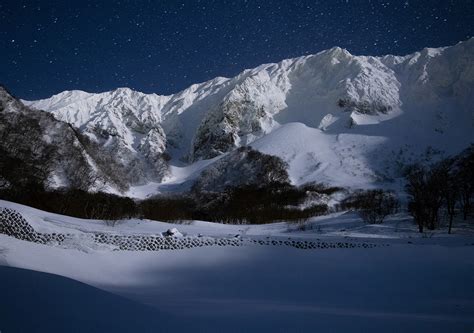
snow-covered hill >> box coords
[24,38,474,194]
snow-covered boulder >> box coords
[162,228,183,237]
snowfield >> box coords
[22,38,474,195]
[1,200,473,332]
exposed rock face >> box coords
[25,87,170,185]
[0,86,131,191]
[19,38,474,192]
[191,100,271,160]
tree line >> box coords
[0,182,338,225]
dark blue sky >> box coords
[1,0,473,100]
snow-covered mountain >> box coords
[0,87,129,191]
[24,38,474,195]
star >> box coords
[1,0,472,99]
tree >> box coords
[454,146,474,220]
[406,164,444,233]
[342,190,398,224]
[437,159,458,234]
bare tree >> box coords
[406,164,444,233]
[455,146,474,220]
[433,159,459,234]
[343,190,398,224]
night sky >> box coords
[1,0,473,100]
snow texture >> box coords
[1,200,473,332]
[23,38,474,194]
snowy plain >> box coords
[1,200,473,332]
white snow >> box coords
[3,36,474,333]
[250,122,387,187]
[22,38,474,195]
[1,200,473,332]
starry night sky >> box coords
[1,0,473,100]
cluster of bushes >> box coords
[0,186,136,220]
[337,98,393,115]
[340,189,399,224]
[201,182,331,224]
[140,182,331,224]
[139,195,195,222]
[405,145,473,233]
[0,182,337,225]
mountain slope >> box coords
[25,88,170,184]
[0,87,129,192]
[24,38,474,194]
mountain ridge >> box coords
[24,38,471,103]
[18,38,474,196]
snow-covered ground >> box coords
[1,200,473,332]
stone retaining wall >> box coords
[0,207,384,251]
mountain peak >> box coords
[112,87,136,95]
[325,46,351,57]
[21,39,474,194]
